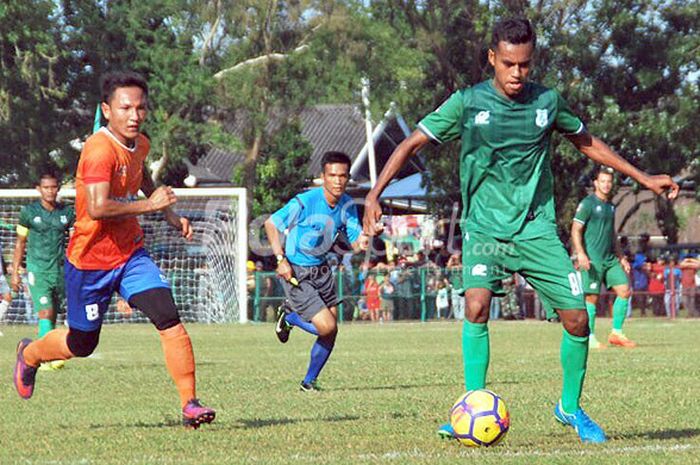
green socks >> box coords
[38,318,54,338]
[462,321,489,390]
[560,330,588,413]
[612,297,629,333]
[585,301,597,334]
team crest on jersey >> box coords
[60,215,68,224]
[535,109,548,128]
[596,205,602,212]
[472,264,488,277]
[33,216,42,224]
[474,111,490,125]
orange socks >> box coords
[23,329,74,367]
[159,324,196,408]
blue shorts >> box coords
[65,248,170,331]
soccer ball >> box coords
[449,389,510,447]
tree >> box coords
[372,0,700,243]
[0,1,74,185]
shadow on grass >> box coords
[237,414,361,429]
[615,428,700,440]
[339,382,455,391]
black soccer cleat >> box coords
[275,303,293,343]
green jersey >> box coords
[418,80,585,240]
[18,201,75,273]
[573,194,616,263]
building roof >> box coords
[186,104,424,186]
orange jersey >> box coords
[67,128,150,270]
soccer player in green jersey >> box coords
[363,18,679,444]
[571,166,635,349]
[11,171,75,369]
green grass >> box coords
[3,318,700,465]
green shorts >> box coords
[27,271,65,312]
[580,256,628,295]
[462,231,585,318]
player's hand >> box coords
[620,256,631,274]
[643,174,680,200]
[276,258,293,282]
[358,233,370,251]
[147,186,177,211]
[10,273,21,293]
[577,253,591,271]
[362,195,384,236]
[164,210,193,240]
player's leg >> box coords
[301,305,338,390]
[15,261,111,399]
[119,249,214,428]
[601,257,634,346]
[0,273,10,325]
[517,236,605,443]
[460,231,513,391]
[580,264,604,349]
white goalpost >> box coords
[0,187,248,324]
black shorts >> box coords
[280,263,337,322]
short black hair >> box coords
[37,169,59,185]
[100,71,149,104]
[321,151,351,172]
[595,165,615,180]
[491,18,536,49]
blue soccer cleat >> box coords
[554,400,607,443]
[436,422,456,440]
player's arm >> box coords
[680,257,700,270]
[86,180,174,220]
[263,217,293,281]
[364,130,431,235]
[11,227,28,292]
[565,132,679,199]
[139,164,192,239]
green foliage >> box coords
[233,119,312,218]
[0,0,72,185]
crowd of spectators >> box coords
[248,236,700,322]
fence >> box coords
[249,267,699,323]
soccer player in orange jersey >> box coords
[13,71,215,429]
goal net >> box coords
[0,188,248,324]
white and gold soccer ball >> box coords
[449,389,510,447]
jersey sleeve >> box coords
[81,138,117,184]
[344,201,362,244]
[573,197,592,226]
[417,90,465,144]
[553,91,585,135]
[17,206,30,236]
[269,197,303,232]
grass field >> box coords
[3,318,700,465]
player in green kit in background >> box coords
[363,18,679,443]
[572,166,635,349]
[12,172,75,370]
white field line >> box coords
[352,443,698,461]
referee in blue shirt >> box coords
[264,151,369,391]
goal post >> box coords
[0,187,248,324]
